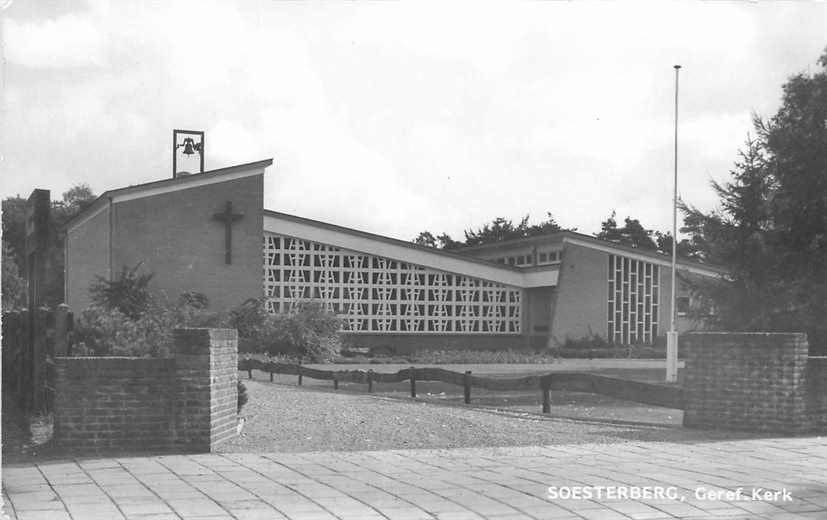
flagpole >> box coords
[666,64,681,384]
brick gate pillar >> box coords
[173,328,238,451]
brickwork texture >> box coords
[53,328,238,453]
[682,332,826,434]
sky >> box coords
[2,1,826,243]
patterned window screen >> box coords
[264,233,522,334]
[607,254,659,344]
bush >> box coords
[559,334,611,350]
[549,334,677,359]
[72,293,230,357]
[89,264,154,319]
[234,300,342,362]
[237,381,248,413]
[410,349,557,364]
[72,305,171,357]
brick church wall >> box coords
[682,332,826,433]
[806,357,827,432]
[111,174,263,310]
[549,243,608,345]
[52,328,238,453]
[65,204,111,310]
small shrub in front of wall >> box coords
[72,290,230,358]
[550,335,673,359]
[233,300,343,363]
[237,381,248,413]
[410,349,558,364]
[72,305,171,357]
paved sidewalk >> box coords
[3,437,826,520]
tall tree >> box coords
[414,213,565,250]
[682,137,779,330]
[1,184,97,307]
[682,47,827,351]
[595,211,658,251]
[2,240,27,311]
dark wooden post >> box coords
[247,368,252,379]
[269,369,274,382]
[542,378,551,414]
[464,371,472,404]
[297,362,303,386]
[31,306,50,411]
[410,367,416,398]
[25,190,49,413]
[367,370,373,393]
[334,377,339,390]
[17,309,28,399]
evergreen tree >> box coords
[682,47,827,350]
[595,211,658,251]
[1,184,96,307]
[414,213,565,250]
[2,240,27,311]
[682,137,780,331]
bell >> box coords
[181,138,196,155]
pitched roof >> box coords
[65,159,273,231]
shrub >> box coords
[410,349,557,364]
[236,300,343,362]
[178,291,209,310]
[549,334,677,359]
[72,292,230,357]
[237,381,248,413]
[72,305,171,357]
[560,334,611,350]
[229,298,269,339]
[89,264,154,319]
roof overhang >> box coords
[562,236,727,278]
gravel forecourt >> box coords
[219,379,756,454]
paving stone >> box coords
[3,438,827,519]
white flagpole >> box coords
[666,65,681,384]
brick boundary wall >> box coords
[806,356,827,432]
[53,328,238,453]
[682,332,827,434]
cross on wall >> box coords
[213,201,244,264]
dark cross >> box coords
[213,201,244,264]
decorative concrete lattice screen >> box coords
[608,254,659,344]
[264,234,522,334]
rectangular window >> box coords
[607,254,660,345]
[677,296,690,316]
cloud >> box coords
[2,1,827,243]
[3,14,106,68]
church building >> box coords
[65,158,725,351]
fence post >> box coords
[54,304,71,357]
[367,369,373,393]
[334,377,339,390]
[464,371,472,404]
[410,366,416,398]
[17,309,28,401]
[298,362,303,386]
[32,306,50,412]
[247,368,252,379]
[269,369,273,382]
[542,377,551,414]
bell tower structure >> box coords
[173,129,205,178]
